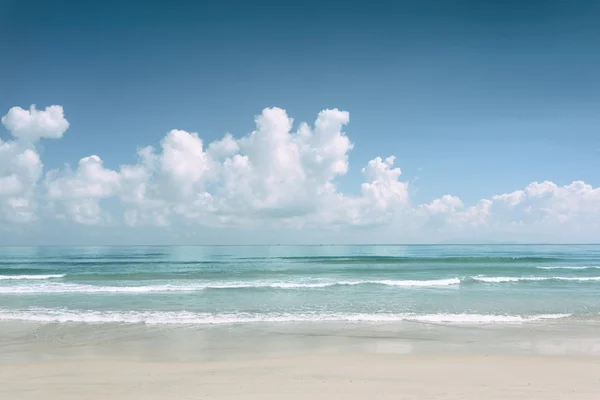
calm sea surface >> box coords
[1,245,600,326]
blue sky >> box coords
[1,0,599,244]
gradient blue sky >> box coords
[1,0,599,244]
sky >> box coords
[1,0,599,245]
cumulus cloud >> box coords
[0,140,43,222]
[0,104,70,223]
[44,155,121,225]
[42,107,395,228]
[360,156,408,209]
[2,105,69,142]
[491,181,600,227]
[2,103,600,242]
[414,180,600,240]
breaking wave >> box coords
[537,266,600,270]
[470,276,600,283]
[3,274,600,294]
[0,278,460,294]
[0,274,65,280]
[0,308,572,325]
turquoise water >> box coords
[1,245,600,325]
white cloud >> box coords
[44,155,121,225]
[2,105,69,142]
[360,156,408,209]
[491,181,600,227]
[115,107,360,226]
[157,129,217,199]
[492,190,524,207]
[414,180,600,240]
[0,140,43,222]
[37,107,407,229]
[421,194,464,214]
[0,103,69,223]
[2,103,600,242]
[207,133,239,158]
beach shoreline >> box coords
[3,244,600,398]
[2,353,599,399]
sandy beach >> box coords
[2,245,600,399]
[2,319,600,399]
[2,354,599,399]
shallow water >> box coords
[1,245,600,325]
[2,244,600,361]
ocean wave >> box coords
[0,308,572,325]
[3,275,600,294]
[244,255,564,264]
[336,278,461,287]
[471,276,600,283]
[0,260,228,267]
[0,274,65,280]
[537,266,600,270]
[0,278,461,294]
[0,283,199,294]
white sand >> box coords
[2,354,599,399]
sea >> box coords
[2,244,600,361]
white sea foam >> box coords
[173,278,460,289]
[0,274,65,280]
[0,283,201,294]
[0,278,461,294]
[0,308,572,325]
[473,276,600,283]
[537,266,600,270]
[362,278,460,287]
[2,275,597,294]
[407,313,570,324]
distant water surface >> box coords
[1,245,600,326]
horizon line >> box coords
[1,243,600,247]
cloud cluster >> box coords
[1,104,599,241]
[1,105,69,223]
[41,107,408,228]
